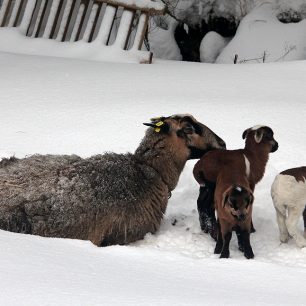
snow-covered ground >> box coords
[0,52,306,305]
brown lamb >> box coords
[193,125,278,246]
[214,168,254,258]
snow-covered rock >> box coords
[200,31,231,63]
[149,17,182,60]
[216,2,306,63]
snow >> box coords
[0,28,152,64]
[217,2,306,63]
[0,0,158,64]
[1,51,306,305]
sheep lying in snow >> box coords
[0,114,225,246]
[193,125,278,243]
[271,167,306,248]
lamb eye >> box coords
[229,198,237,209]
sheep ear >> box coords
[254,130,264,143]
[143,121,170,133]
[242,129,249,139]
[143,123,155,128]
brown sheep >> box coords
[0,114,225,246]
[193,125,278,243]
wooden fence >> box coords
[0,0,165,63]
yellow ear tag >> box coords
[154,121,164,133]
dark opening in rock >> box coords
[174,16,237,62]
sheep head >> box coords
[242,125,278,153]
[144,114,226,160]
[223,185,254,222]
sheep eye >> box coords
[183,125,195,134]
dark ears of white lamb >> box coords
[242,127,264,143]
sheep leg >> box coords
[197,182,217,240]
[274,204,289,243]
[286,205,306,248]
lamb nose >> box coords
[238,214,246,221]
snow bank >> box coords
[0,28,152,64]
[217,2,306,63]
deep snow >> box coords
[0,52,306,305]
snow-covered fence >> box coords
[0,0,165,63]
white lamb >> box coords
[271,167,306,248]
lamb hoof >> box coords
[199,215,212,232]
[210,224,218,242]
[200,215,217,241]
[238,244,244,252]
[244,249,254,259]
[220,251,229,258]
[280,233,289,243]
[296,238,306,248]
[214,246,222,254]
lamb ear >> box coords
[254,129,264,143]
[242,129,250,139]
[249,192,254,205]
[222,194,229,208]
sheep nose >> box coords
[217,137,226,149]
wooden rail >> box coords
[0,0,165,63]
